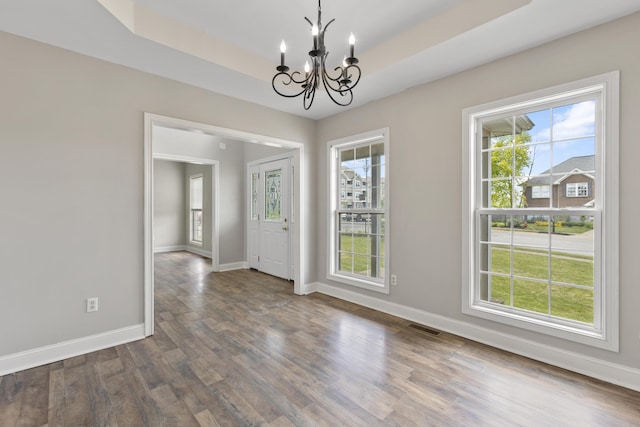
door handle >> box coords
[282,226,288,231]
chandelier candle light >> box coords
[272,0,361,110]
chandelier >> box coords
[272,0,361,110]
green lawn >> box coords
[487,248,594,323]
[339,234,384,276]
[491,222,593,235]
[338,232,593,324]
[523,224,593,234]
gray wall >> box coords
[316,12,640,370]
[0,31,316,357]
[243,142,292,164]
[153,159,186,249]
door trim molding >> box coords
[144,113,306,337]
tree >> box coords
[490,132,532,208]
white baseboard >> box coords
[299,281,319,295]
[153,247,244,271]
[218,261,249,272]
[154,246,213,259]
[154,245,186,253]
[185,246,212,259]
[0,324,145,376]
[311,282,640,392]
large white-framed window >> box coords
[462,72,619,351]
[189,173,203,245]
[328,128,390,293]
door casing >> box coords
[143,113,306,337]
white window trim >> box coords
[189,173,204,246]
[327,128,390,294]
[462,72,619,351]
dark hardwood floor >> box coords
[2,251,639,426]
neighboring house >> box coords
[340,167,385,214]
[340,168,367,209]
[524,155,595,208]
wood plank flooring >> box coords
[2,251,639,426]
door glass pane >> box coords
[190,176,203,209]
[251,172,259,220]
[265,169,282,221]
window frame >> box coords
[189,173,204,245]
[328,128,390,293]
[462,72,619,351]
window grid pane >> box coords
[190,175,204,243]
[191,209,203,243]
[336,140,385,282]
[479,210,596,324]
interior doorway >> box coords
[152,156,218,265]
[143,113,305,337]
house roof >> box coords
[341,169,364,181]
[526,155,595,186]
[483,115,535,137]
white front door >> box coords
[248,158,291,280]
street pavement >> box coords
[489,229,594,255]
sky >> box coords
[523,100,596,176]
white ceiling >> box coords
[2,0,640,120]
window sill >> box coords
[328,272,389,294]
[462,302,617,352]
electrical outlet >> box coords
[87,297,99,313]
[391,274,397,286]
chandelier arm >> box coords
[320,56,361,94]
[327,64,362,93]
[303,70,317,110]
[325,65,347,84]
[342,64,362,90]
[272,72,311,98]
[322,75,353,106]
[321,63,353,107]
[322,18,335,36]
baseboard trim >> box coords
[299,281,319,295]
[154,246,213,259]
[311,282,640,392]
[218,261,249,272]
[154,245,186,253]
[185,246,212,259]
[0,324,145,376]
